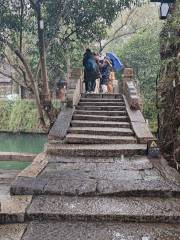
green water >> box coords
[0,161,30,170]
[0,133,47,154]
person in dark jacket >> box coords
[83,49,100,93]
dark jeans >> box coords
[85,78,96,92]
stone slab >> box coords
[123,95,154,143]
[0,170,20,185]
[80,98,123,101]
[0,152,35,162]
[41,163,143,182]
[71,120,130,128]
[22,221,180,240]
[67,127,133,136]
[74,110,127,116]
[47,155,116,163]
[123,95,145,123]
[47,155,153,165]
[48,106,74,140]
[78,101,124,106]
[0,224,27,240]
[0,193,32,223]
[27,196,180,223]
[11,174,97,196]
[132,122,154,143]
[76,105,126,111]
[97,179,180,197]
[45,143,147,157]
[17,153,48,178]
[66,134,137,144]
[11,156,180,197]
[73,114,128,122]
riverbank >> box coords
[0,152,36,162]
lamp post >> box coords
[159,3,170,19]
[150,0,176,20]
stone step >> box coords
[11,169,180,197]
[66,134,137,144]
[78,101,125,106]
[80,98,124,102]
[76,106,126,111]
[0,224,27,240]
[45,143,146,157]
[74,110,127,116]
[71,120,130,128]
[73,114,129,122]
[27,195,180,223]
[67,127,134,136]
[81,93,123,99]
[20,221,180,240]
[0,194,32,224]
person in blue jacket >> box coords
[100,57,112,93]
[83,49,100,93]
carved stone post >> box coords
[66,68,83,108]
[122,68,141,110]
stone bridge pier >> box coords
[1,68,180,239]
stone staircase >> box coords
[46,94,147,157]
[2,93,180,239]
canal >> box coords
[0,133,47,154]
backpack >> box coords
[85,58,96,72]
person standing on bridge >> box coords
[83,49,100,94]
[100,57,112,94]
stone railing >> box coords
[48,68,83,141]
[122,68,141,110]
[66,68,83,108]
[122,68,154,144]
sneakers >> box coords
[85,91,94,94]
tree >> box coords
[0,0,146,130]
[157,0,180,165]
[109,4,163,130]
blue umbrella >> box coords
[106,52,124,72]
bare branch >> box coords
[0,70,28,89]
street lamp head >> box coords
[39,19,44,30]
[159,3,170,19]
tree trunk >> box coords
[15,50,46,129]
[66,54,71,88]
[34,2,57,127]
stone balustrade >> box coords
[122,68,141,110]
[66,68,83,108]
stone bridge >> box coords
[1,68,180,239]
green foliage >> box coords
[9,100,38,131]
[0,0,147,85]
[112,14,162,130]
[0,100,41,132]
[0,99,61,132]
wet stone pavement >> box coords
[21,221,180,240]
[1,156,180,239]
